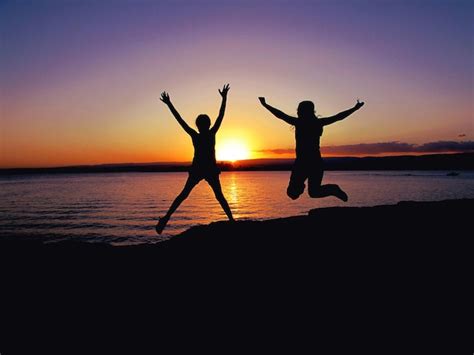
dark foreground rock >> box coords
[1,199,471,353]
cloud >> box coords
[255,141,474,156]
[322,142,413,155]
[413,140,474,153]
[257,148,295,155]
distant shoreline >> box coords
[1,153,473,175]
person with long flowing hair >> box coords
[259,97,364,201]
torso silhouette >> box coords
[294,118,323,160]
[191,131,217,175]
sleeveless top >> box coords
[190,131,218,175]
[294,119,323,161]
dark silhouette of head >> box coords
[297,101,316,120]
[195,114,211,132]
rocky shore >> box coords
[1,199,470,352]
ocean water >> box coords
[0,171,473,245]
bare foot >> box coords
[335,187,348,202]
[155,216,169,235]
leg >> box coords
[307,166,348,202]
[287,163,306,200]
[206,175,234,221]
[156,175,199,234]
[309,184,348,201]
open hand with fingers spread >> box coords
[354,99,365,110]
[218,84,230,98]
[258,97,266,105]
[160,91,171,105]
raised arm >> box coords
[160,92,196,136]
[210,84,230,133]
[258,97,296,125]
[320,100,365,126]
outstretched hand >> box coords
[354,99,365,110]
[258,97,266,105]
[160,91,171,105]
[218,84,230,98]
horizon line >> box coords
[1,152,473,170]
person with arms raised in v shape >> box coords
[156,84,235,234]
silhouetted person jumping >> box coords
[259,97,364,201]
[156,84,234,234]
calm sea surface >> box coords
[1,171,473,245]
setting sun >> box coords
[216,140,250,162]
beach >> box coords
[2,169,473,244]
[1,198,470,351]
[2,198,471,257]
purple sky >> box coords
[1,0,473,167]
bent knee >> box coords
[287,188,302,200]
[308,183,324,198]
[308,189,321,198]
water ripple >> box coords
[1,171,473,245]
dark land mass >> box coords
[1,199,471,352]
[1,152,473,175]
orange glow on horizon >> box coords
[216,139,251,162]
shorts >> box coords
[188,165,221,184]
[287,157,323,200]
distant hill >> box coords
[1,153,473,175]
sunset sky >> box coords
[1,0,473,168]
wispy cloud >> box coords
[256,148,295,155]
[256,141,474,156]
